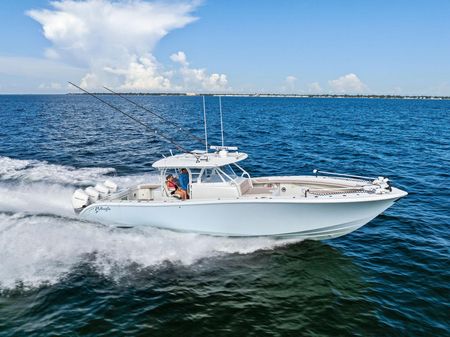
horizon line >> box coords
[1,92,449,100]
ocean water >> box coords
[0,95,448,336]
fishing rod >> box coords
[103,86,206,146]
[68,82,191,154]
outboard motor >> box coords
[104,180,118,193]
[85,186,100,202]
[71,180,118,214]
[94,183,109,198]
[72,189,90,213]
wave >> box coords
[0,213,294,290]
[0,156,116,185]
[0,182,75,217]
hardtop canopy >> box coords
[152,151,248,169]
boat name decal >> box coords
[94,206,111,213]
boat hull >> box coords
[79,197,400,240]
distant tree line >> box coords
[68,92,450,100]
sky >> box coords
[0,0,449,95]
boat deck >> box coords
[96,174,400,206]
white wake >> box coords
[0,156,298,290]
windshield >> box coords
[201,168,224,183]
[220,165,238,179]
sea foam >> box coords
[0,213,293,290]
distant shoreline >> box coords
[67,93,450,100]
[1,93,449,100]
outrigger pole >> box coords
[102,86,206,146]
[219,96,224,147]
[202,96,208,153]
[68,82,192,155]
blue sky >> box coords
[0,0,449,94]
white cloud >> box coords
[103,54,172,90]
[285,75,297,85]
[285,75,297,91]
[328,73,367,94]
[170,51,228,91]
[308,82,322,93]
[27,0,200,91]
[279,75,298,93]
[170,51,188,67]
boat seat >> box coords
[138,183,160,189]
[238,178,252,196]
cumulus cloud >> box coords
[279,75,298,93]
[170,51,188,67]
[308,82,322,93]
[328,73,367,94]
[285,75,297,90]
[102,54,172,90]
[170,51,228,91]
[27,0,201,91]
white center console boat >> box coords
[72,146,407,240]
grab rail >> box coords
[313,169,375,181]
[233,163,253,187]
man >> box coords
[178,168,190,199]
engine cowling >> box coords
[95,183,109,197]
[104,180,118,193]
[72,189,89,212]
[85,186,99,202]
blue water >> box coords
[0,95,448,336]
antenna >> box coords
[219,96,224,146]
[202,96,208,153]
